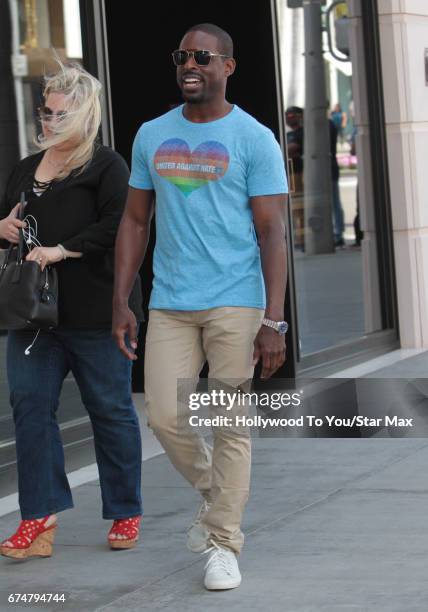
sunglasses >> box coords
[37,106,67,122]
[172,49,229,66]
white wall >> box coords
[347,0,382,334]
[378,0,428,348]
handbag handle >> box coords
[16,192,27,265]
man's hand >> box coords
[0,203,26,243]
[253,326,286,379]
[112,304,138,361]
[251,194,288,379]
[26,246,64,271]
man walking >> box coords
[113,23,288,590]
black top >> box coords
[285,120,340,181]
[286,126,304,174]
[0,145,143,328]
[329,119,340,182]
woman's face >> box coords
[39,92,74,149]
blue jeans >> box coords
[7,328,143,520]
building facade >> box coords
[378,0,428,349]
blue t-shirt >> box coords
[129,104,288,311]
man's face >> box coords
[286,112,302,129]
[175,31,234,104]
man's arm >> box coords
[251,194,288,379]
[112,186,155,360]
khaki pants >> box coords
[144,307,264,553]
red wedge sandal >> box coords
[1,516,57,560]
[108,515,141,550]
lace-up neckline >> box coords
[33,177,52,197]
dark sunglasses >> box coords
[172,49,229,66]
[37,106,67,121]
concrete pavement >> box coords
[1,434,428,611]
[2,349,428,611]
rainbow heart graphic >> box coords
[154,138,229,197]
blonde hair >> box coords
[36,60,102,179]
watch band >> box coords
[262,318,288,335]
[262,318,278,331]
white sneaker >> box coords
[186,499,211,553]
[203,541,242,590]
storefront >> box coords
[0,0,399,484]
[103,0,398,378]
[0,0,107,490]
[276,0,398,373]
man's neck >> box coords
[182,100,233,124]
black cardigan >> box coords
[0,145,143,328]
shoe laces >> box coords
[194,500,211,523]
[203,540,235,574]
[187,499,211,533]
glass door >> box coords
[0,0,86,452]
[276,0,396,362]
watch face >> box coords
[278,322,288,335]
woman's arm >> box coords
[0,204,27,245]
[0,166,25,247]
[60,155,130,255]
[25,244,82,271]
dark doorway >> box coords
[104,1,296,387]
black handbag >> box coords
[0,195,58,330]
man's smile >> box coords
[181,72,204,91]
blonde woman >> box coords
[0,62,143,559]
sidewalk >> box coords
[2,438,428,611]
[1,354,428,611]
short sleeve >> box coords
[129,125,154,190]
[247,130,288,197]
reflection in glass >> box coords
[0,1,86,447]
[11,0,83,158]
[277,0,381,356]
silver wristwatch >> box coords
[262,318,288,335]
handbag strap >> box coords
[16,192,27,265]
